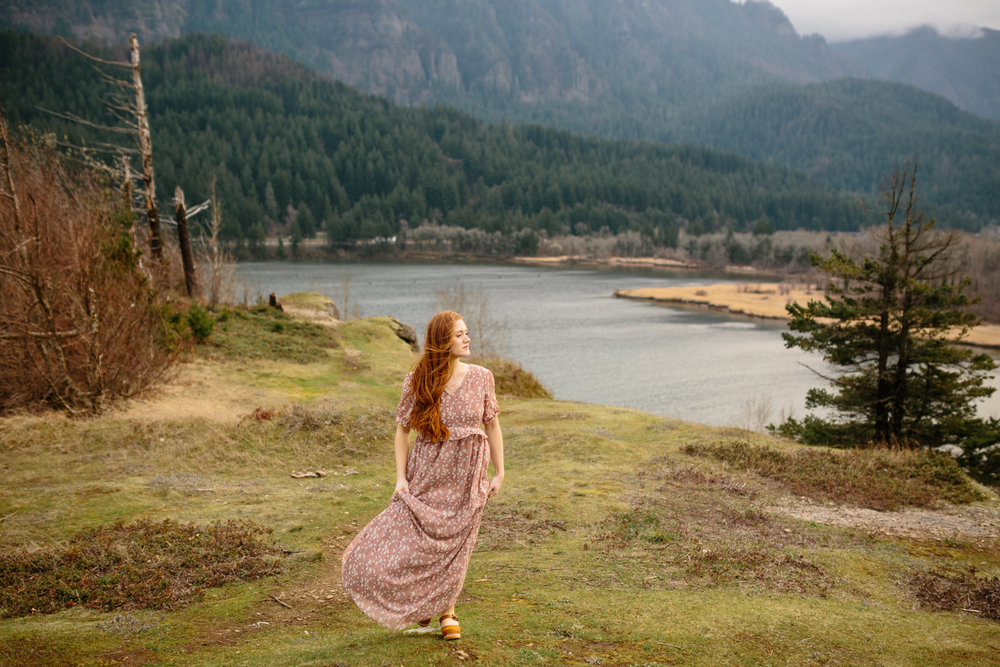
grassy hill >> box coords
[1,299,998,665]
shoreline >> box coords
[615,284,1000,349]
[510,254,781,277]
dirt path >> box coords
[769,496,1000,545]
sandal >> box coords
[440,613,461,641]
[418,618,432,627]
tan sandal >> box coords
[440,613,460,640]
[418,618,432,627]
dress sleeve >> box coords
[482,368,499,424]
[395,373,415,428]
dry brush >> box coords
[0,120,171,413]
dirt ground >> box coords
[768,495,1000,545]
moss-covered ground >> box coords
[2,298,999,665]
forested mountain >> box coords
[4,0,998,225]
[832,27,1000,121]
[1,0,858,118]
[1,31,869,251]
[683,79,1000,220]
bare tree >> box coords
[174,186,197,297]
[202,178,236,308]
[47,35,163,261]
[129,34,162,258]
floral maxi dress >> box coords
[341,363,499,630]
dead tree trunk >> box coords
[130,33,162,259]
[174,186,197,297]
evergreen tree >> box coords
[779,162,997,448]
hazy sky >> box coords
[763,0,1000,42]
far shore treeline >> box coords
[0,30,897,256]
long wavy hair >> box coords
[408,311,463,441]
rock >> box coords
[389,318,418,350]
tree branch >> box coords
[35,107,135,134]
[58,37,130,67]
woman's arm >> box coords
[484,417,504,497]
[392,423,412,499]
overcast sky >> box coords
[763,0,1000,42]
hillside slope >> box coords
[0,303,998,664]
[0,0,858,109]
[4,1,999,228]
[833,26,1000,121]
[0,30,867,247]
[682,78,1000,218]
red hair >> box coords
[408,311,463,441]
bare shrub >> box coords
[435,282,508,358]
[337,271,361,320]
[199,178,237,308]
[0,122,171,413]
[738,394,773,433]
[955,229,1000,323]
[907,569,1000,621]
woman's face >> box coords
[450,319,471,359]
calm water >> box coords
[235,261,1000,428]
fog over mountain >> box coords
[833,26,1000,120]
[765,0,1000,42]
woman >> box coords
[341,311,505,641]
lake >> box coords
[234,261,1000,428]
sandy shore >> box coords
[512,255,700,270]
[616,283,1000,349]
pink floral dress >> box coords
[341,363,499,630]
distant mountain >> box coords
[1,0,861,131]
[682,79,1000,219]
[1,31,869,249]
[832,26,1000,121]
[3,1,998,225]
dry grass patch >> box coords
[907,569,1000,621]
[596,458,836,595]
[0,519,283,618]
[478,501,567,551]
[682,439,983,511]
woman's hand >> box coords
[487,473,503,498]
[392,478,409,499]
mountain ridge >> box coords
[832,25,1000,121]
[2,2,998,224]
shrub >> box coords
[472,357,552,399]
[0,122,171,413]
[186,305,215,343]
[907,569,1000,621]
[682,439,983,510]
[0,519,283,618]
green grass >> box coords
[1,313,999,665]
[472,357,553,399]
[206,305,340,364]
